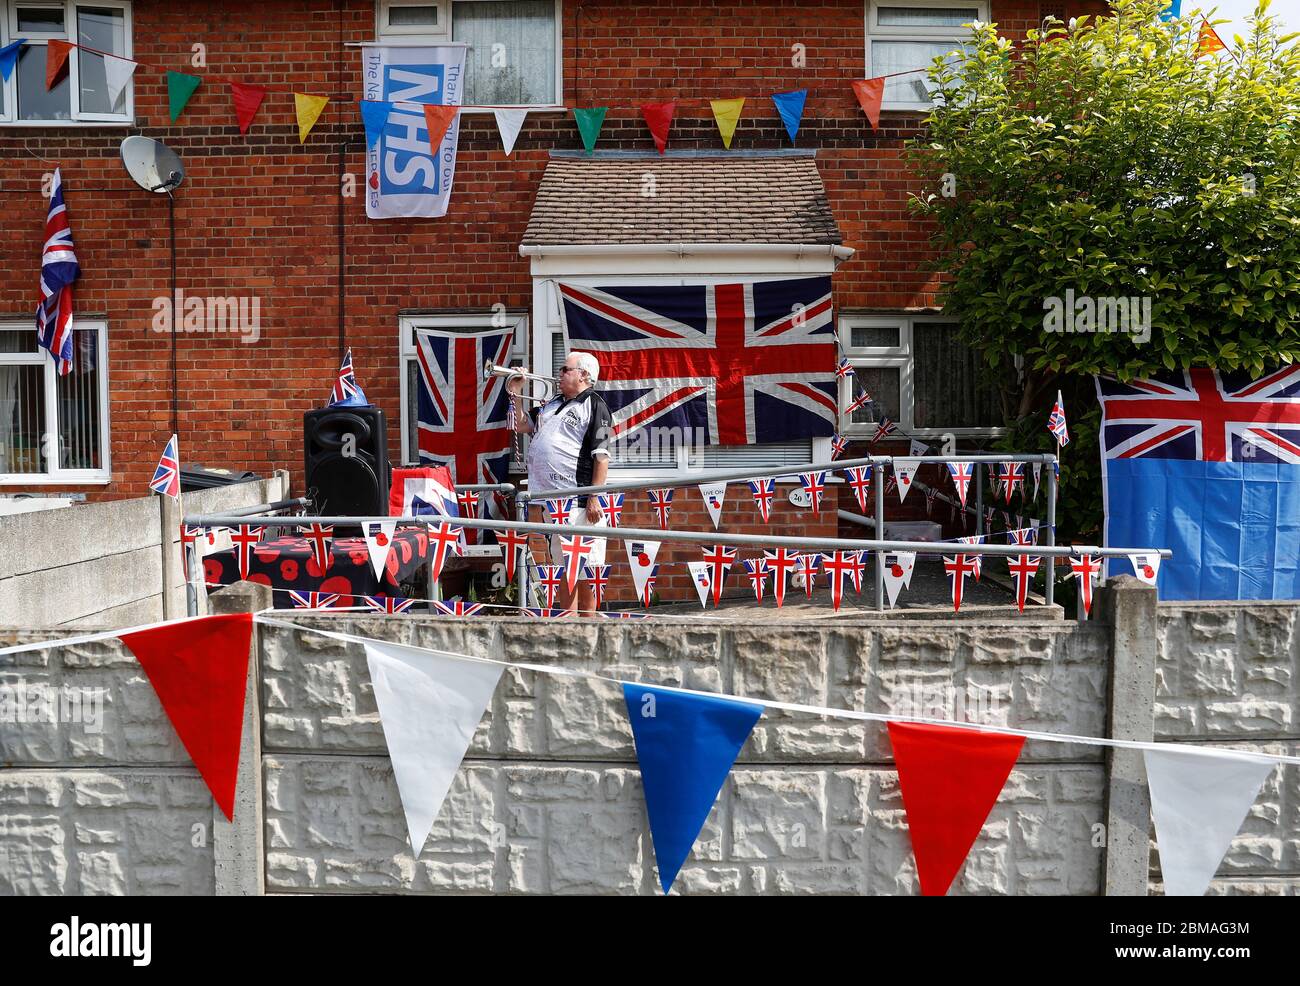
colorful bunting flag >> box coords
[0,39,23,83]
[821,551,857,611]
[535,564,565,610]
[701,544,737,606]
[359,99,391,149]
[1071,554,1103,616]
[573,106,608,154]
[426,520,463,585]
[597,492,625,527]
[852,77,885,130]
[363,595,417,615]
[291,93,328,142]
[944,554,977,612]
[710,97,745,148]
[1127,552,1161,586]
[640,100,674,154]
[1008,554,1040,613]
[686,560,713,609]
[299,522,334,575]
[167,71,202,122]
[798,471,827,516]
[229,82,266,134]
[1196,20,1227,58]
[229,524,264,582]
[698,481,727,529]
[770,88,807,143]
[743,558,768,603]
[493,108,527,156]
[421,102,458,152]
[893,458,920,503]
[583,563,611,609]
[648,488,674,529]
[797,552,820,599]
[363,521,396,580]
[626,539,661,605]
[103,53,137,109]
[496,527,528,583]
[843,465,872,512]
[45,39,73,90]
[432,599,486,617]
[559,534,596,592]
[289,591,341,610]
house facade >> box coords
[0,0,1106,581]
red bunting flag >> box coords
[640,100,675,154]
[423,104,459,154]
[46,39,73,89]
[887,721,1024,896]
[118,613,254,821]
[851,78,885,130]
[230,82,267,134]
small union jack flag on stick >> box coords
[1048,390,1069,447]
[597,492,624,527]
[747,477,775,523]
[364,595,416,614]
[149,434,181,500]
[329,347,368,406]
[648,488,674,529]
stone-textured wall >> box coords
[1152,603,1300,896]
[260,616,1109,895]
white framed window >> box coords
[376,0,562,109]
[839,313,1002,437]
[398,311,528,469]
[864,1,984,111]
[0,1,134,126]
[0,321,111,483]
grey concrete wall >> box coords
[0,476,284,628]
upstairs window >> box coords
[865,2,984,112]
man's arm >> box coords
[585,396,613,522]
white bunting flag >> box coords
[1128,552,1162,586]
[493,108,527,156]
[686,560,713,609]
[882,553,910,609]
[364,521,397,579]
[363,641,503,856]
[909,439,928,456]
[1144,747,1274,897]
[625,539,662,605]
[895,549,918,589]
[698,481,728,529]
[104,53,138,110]
[893,458,920,503]
[1032,462,1042,501]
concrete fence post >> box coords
[1098,575,1158,896]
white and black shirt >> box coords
[527,387,612,500]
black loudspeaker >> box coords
[304,406,390,517]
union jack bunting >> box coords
[763,548,800,608]
[364,595,416,614]
[701,544,737,606]
[845,391,873,415]
[299,523,334,575]
[843,465,872,512]
[946,463,977,509]
[535,564,566,610]
[1008,527,1037,546]
[1070,554,1103,616]
[637,565,660,607]
[747,477,775,522]
[559,534,597,592]
[179,524,214,573]
[1095,368,1300,598]
[883,472,897,497]
[229,524,265,582]
[596,610,650,620]
[583,563,611,608]
[797,552,820,599]
[799,471,827,516]
[545,497,574,526]
[525,607,575,619]
[148,434,181,500]
[830,433,848,460]
[944,554,978,613]
[743,558,768,603]
[957,534,985,580]
[648,487,674,529]
[1007,554,1040,613]
[414,326,514,486]
[597,492,624,527]
[457,489,481,517]
[495,527,528,583]
[821,551,858,611]
[557,277,837,446]
[872,417,898,443]
[1047,391,1070,447]
[35,168,79,375]
[426,521,464,584]
[835,355,854,379]
[997,462,1024,503]
[328,347,368,406]
[290,591,342,610]
[433,599,486,617]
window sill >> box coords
[0,119,134,128]
[458,104,567,115]
[0,474,112,485]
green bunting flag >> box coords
[168,71,202,123]
[572,106,608,155]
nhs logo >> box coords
[379,64,446,197]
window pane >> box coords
[848,366,901,424]
[871,40,964,105]
[850,324,900,348]
[877,6,979,27]
[19,44,72,120]
[77,5,128,115]
[453,0,556,105]
[0,328,38,354]
[912,322,1002,429]
[16,6,66,32]
[53,330,102,470]
[389,4,441,26]
[0,364,46,475]
[690,440,812,469]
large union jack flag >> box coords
[1097,367,1300,600]
[36,168,79,375]
[414,327,515,486]
[557,277,837,446]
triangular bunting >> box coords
[119,614,254,821]
[887,722,1025,896]
[640,100,675,154]
[421,102,458,153]
[893,458,920,502]
[573,106,608,154]
[0,39,23,83]
[698,481,727,529]
[295,93,330,142]
[229,82,266,135]
[359,99,391,149]
[625,538,661,604]
[1144,747,1273,897]
[167,71,202,122]
[364,640,503,857]
[883,553,909,609]
[623,684,763,893]
[46,39,73,89]
[1128,552,1161,586]
[493,108,527,155]
[709,97,744,148]
[770,88,807,143]
[103,53,137,109]
[364,521,396,580]
[686,560,713,609]
[852,77,884,130]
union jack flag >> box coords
[830,433,848,459]
[1047,391,1069,447]
[747,477,775,522]
[799,470,827,515]
[557,277,837,446]
[843,465,872,512]
[797,552,820,598]
[596,610,650,620]
[433,599,486,617]
[364,595,416,614]
[1007,555,1040,614]
[1070,555,1103,616]
[597,492,624,527]
[836,355,854,379]
[743,558,768,603]
[583,563,611,608]
[944,554,978,612]
[299,523,334,574]
[845,391,873,415]
[329,347,368,406]
[957,534,985,580]
[997,462,1024,503]
[872,417,898,444]
[648,487,674,528]
[544,497,574,525]
[36,168,79,376]
[524,607,574,619]
[414,327,514,486]
[535,564,566,610]
[149,434,181,499]
[290,591,342,610]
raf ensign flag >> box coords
[557,277,837,447]
[1097,368,1300,600]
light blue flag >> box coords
[0,39,24,82]
[359,99,392,150]
[1159,0,1181,21]
[623,683,763,893]
[770,89,808,144]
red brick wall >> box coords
[0,0,1102,513]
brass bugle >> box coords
[483,361,556,404]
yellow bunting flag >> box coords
[1196,21,1227,58]
[709,98,745,149]
[423,104,460,154]
[294,93,330,143]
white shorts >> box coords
[549,499,608,567]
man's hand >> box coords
[586,499,603,524]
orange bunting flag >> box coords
[852,78,885,130]
[1196,21,1227,58]
[230,82,266,135]
[45,39,73,90]
[294,93,329,143]
[641,100,675,154]
[423,103,459,154]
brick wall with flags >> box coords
[0,0,1110,502]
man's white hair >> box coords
[569,350,600,383]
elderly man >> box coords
[509,350,612,614]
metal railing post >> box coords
[874,462,885,611]
[975,462,984,537]
[516,494,529,607]
[1045,457,1057,611]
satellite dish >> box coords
[120,135,185,193]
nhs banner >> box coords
[362,44,466,220]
